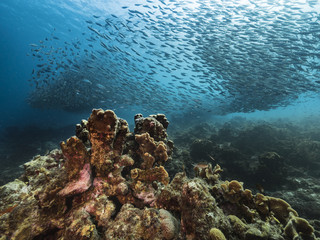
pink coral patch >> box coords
[136,187,156,205]
[58,163,92,197]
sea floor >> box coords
[166,116,320,232]
[0,124,74,185]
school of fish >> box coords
[27,0,320,115]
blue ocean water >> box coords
[0,0,87,129]
[0,0,320,182]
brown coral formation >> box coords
[75,119,90,146]
[134,113,169,141]
[211,178,316,240]
[131,166,169,185]
[104,204,179,240]
[60,136,89,180]
[135,132,169,169]
[87,109,129,176]
[0,109,318,240]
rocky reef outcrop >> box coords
[0,110,318,240]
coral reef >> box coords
[169,118,320,229]
[0,110,318,240]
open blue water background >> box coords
[0,0,320,176]
[1,0,320,131]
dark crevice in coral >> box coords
[19,174,29,184]
[121,166,131,179]
[65,196,73,212]
[171,210,181,222]
[89,214,104,238]
[91,165,97,179]
[96,225,104,238]
[32,227,60,240]
[109,196,122,220]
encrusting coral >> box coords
[209,228,227,240]
[60,136,90,180]
[0,109,318,240]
